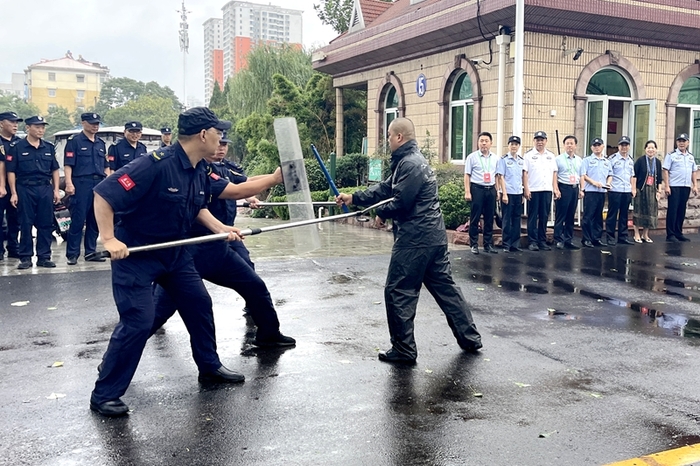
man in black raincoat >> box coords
[336,117,482,364]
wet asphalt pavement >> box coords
[2,220,700,466]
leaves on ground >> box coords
[51,362,63,368]
[11,301,30,306]
[539,431,557,438]
[514,382,531,388]
[590,393,603,398]
[46,393,66,400]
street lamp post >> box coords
[177,1,190,109]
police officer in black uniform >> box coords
[6,116,60,269]
[64,113,108,265]
[107,121,148,171]
[160,127,172,147]
[90,107,283,417]
[0,111,23,260]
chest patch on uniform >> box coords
[210,172,220,181]
[118,174,136,191]
[5,155,12,162]
[108,156,115,161]
[66,152,74,158]
[168,187,179,193]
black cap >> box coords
[591,137,604,146]
[618,136,631,145]
[534,131,547,139]
[177,107,231,136]
[0,111,23,122]
[220,131,232,144]
[160,127,172,134]
[25,115,48,125]
[508,135,521,144]
[125,121,143,131]
[676,133,689,141]
[81,112,102,124]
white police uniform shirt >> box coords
[496,153,524,195]
[555,153,582,185]
[608,152,634,193]
[523,148,557,192]
[464,150,498,186]
[579,154,612,192]
[662,149,697,188]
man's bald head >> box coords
[387,117,416,152]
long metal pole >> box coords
[496,31,510,155]
[85,198,394,260]
[513,0,525,139]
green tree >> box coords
[0,92,40,121]
[102,95,178,130]
[208,81,227,110]
[44,106,75,135]
[95,77,182,115]
[313,0,354,34]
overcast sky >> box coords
[0,0,339,106]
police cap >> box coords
[0,111,23,122]
[676,133,689,141]
[591,137,604,146]
[25,115,48,126]
[125,121,143,131]
[508,135,521,144]
[220,131,232,144]
[618,136,631,145]
[534,131,547,139]
[160,127,172,134]
[81,112,102,124]
[177,107,231,135]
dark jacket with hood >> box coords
[352,139,447,249]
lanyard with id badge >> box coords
[646,157,655,186]
[480,154,492,184]
[566,156,578,184]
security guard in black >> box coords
[107,121,148,171]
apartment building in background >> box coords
[0,73,25,98]
[203,1,303,103]
[24,52,110,115]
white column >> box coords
[513,0,525,139]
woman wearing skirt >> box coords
[632,140,664,243]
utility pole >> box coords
[178,1,190,109]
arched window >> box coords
[675,75,700,162]
[586,69,632,97]
[449,72,474,161]
[384,85,399,139]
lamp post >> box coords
[177,1,190,109]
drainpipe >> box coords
[496,30,510,155]
[513,0,525,139]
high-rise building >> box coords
[24,53,109,115]
[204,1,303,103]
[204,18,224,104]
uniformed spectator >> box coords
[151,139,295,354]
[0,111,23,260]
[5,116,60,269]
[579,138,612,247]
[107,121,148,172]
[496,135,524,252]
[464,131,499,254]
[605,136,636,245]
[336,117,482,365]
[160,127,172,147]
[632,140,663,243]
[90,107,283,417]
[554,135,582,250]
[64,113,108,265]
[662,133,698,242]
[523,131,560,251]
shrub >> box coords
[438,181,470,230]
[433,163,464,187]
[335,153,369,188]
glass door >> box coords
[586,96,608,148]
[692,110,700,164]
[630,100,656,159]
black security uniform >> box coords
[220,158,254,268]
[0,132,21,258]
[151,160,286,348]
[6,137,59,262]
[64,131,107,259]
[91,143,223,406]
[351,139,481,360]
[107,138,148,171]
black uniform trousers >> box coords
[469,183,496,247]
[554,183,578,244]
[582,192,606,243]
[66,176,102,258]
[605,191,632,240]
[91,246,219,405]
[385,244,481,360]
[17,182,54,261]
[228,240,254,269]
[0,192,20,256]
[666,186,691,240]
[152,240,280,346]
[501,194,522,249]
[527,191,552,245]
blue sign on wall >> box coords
[416,74,427,97]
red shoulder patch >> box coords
[210,172,220,181]
[66,152,74,158]
[118,174,136,191]
[5,155,12,162]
